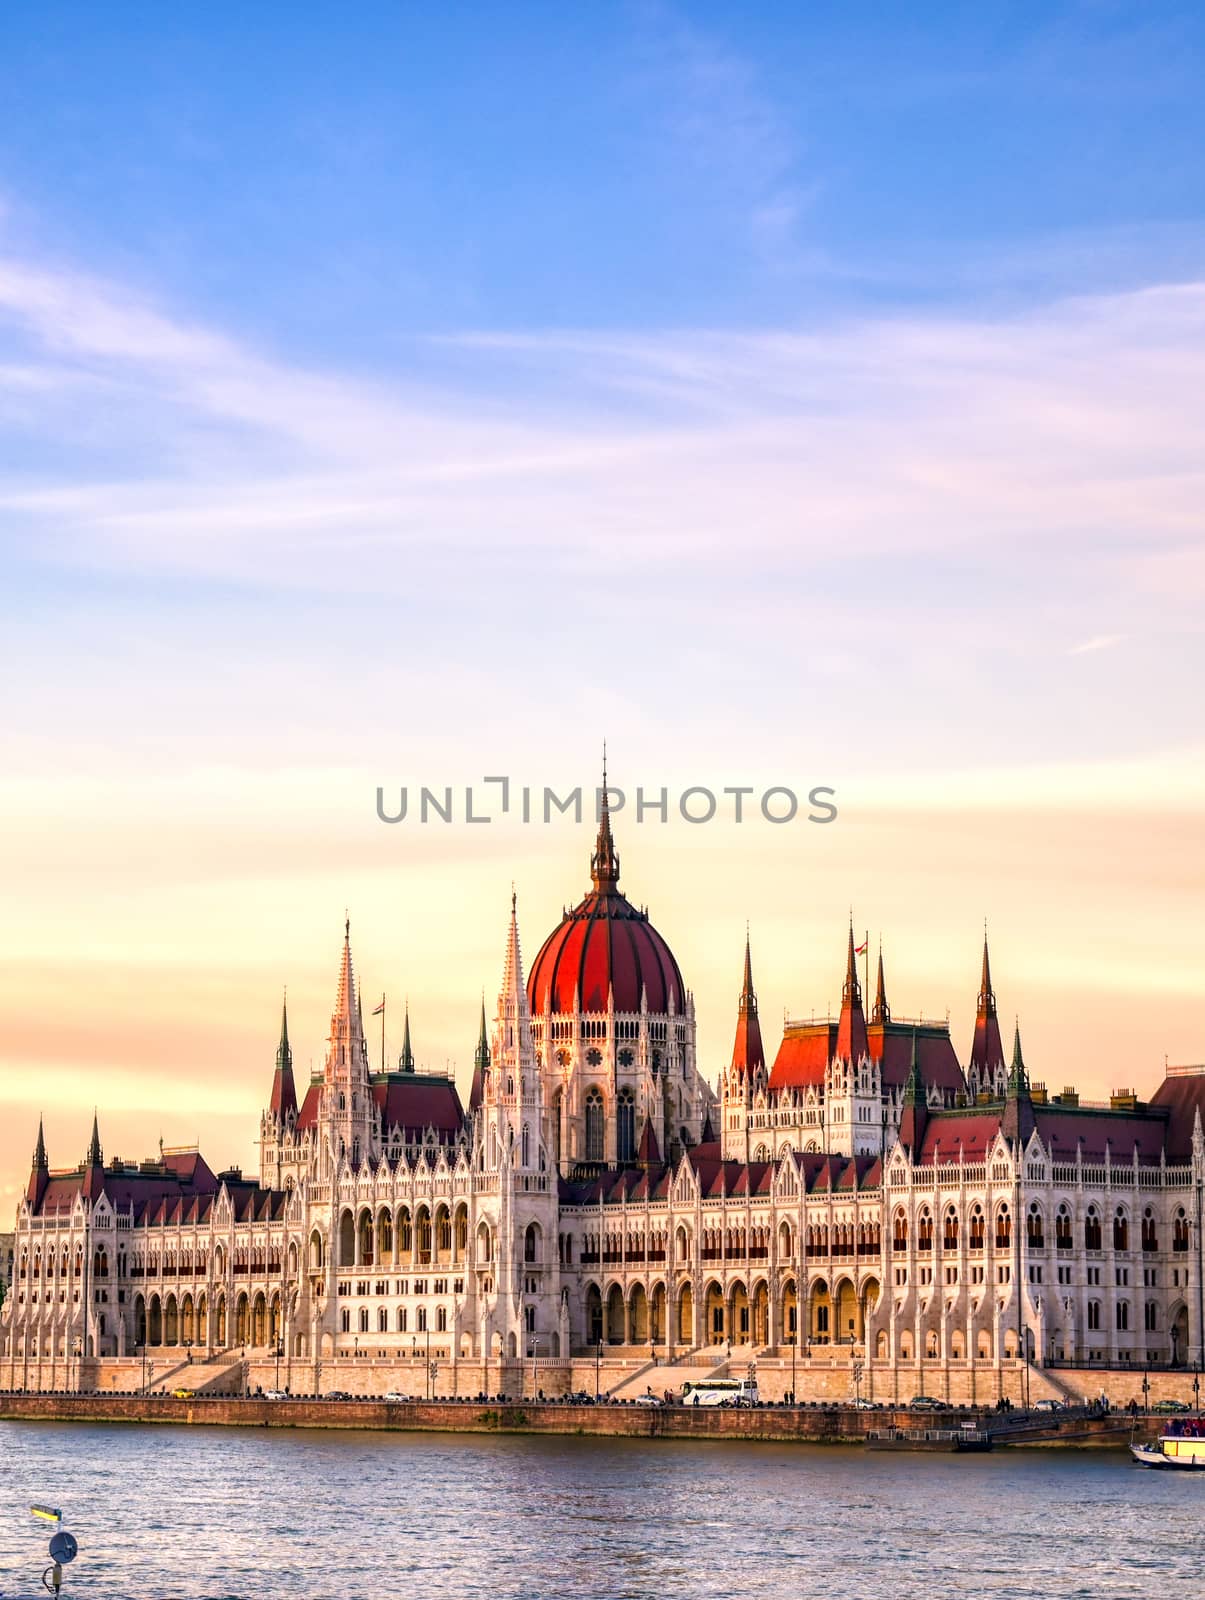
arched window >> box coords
[437,1305,447,1333]
[1113,1208,1129,1252]
[1056,1207,1072,1250]
[524,1224,540,1264]
[1141,1210,1158,1253]
[943,1209,959,1251]
[358,1307,369,1333]
[1085,1209,1102,1252]
[1174,1210,1189,1252]
[995,1205,1011,1250]
[585,1089,605,1163]
[521,1124,530,1167]
[617,1089,636,1164]
[969,1208,985,1250]
[1026,1206,1044,1250]
[378,1307,388,1333]
[396,1307,407,1333]
[892,1211,907,1251]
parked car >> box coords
[324,1389,351,1401]
[632,1393,664,1407]
[1152,1399,1192,1414]
[263,1389,288,1400]
[908,1395,947,1411]
[383,1392,410,1403]
[170,1387,196,1400]
[849,1398,878,1410]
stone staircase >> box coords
[609,1345,742,1402]
[146,1349,244,1396]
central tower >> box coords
[525,775,714,1174]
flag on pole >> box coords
[372,997,385,1016]
[854,941,867,956]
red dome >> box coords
[527,889,686,1016]
[526,795,686,1016]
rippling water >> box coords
[1,1421,1200,1599]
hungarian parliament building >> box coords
[4,799,1204,1400]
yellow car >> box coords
[171,1387,196,1399]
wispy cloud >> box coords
[2,236,1205,637]
[1067,633,1127,656]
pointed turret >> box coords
[969,934,1005,1083]
[269,993,298,1121]
[835,923,868,1063]
[730,932,766,1077]
[469,996,490,1112]
[86,1110,103,1167]
[898,1029,928,1157]
[636,1116,661,1169]
[1007,1021,1026,1094]
[399,1004,415,1073]
[1002,1019,1035,1147]
[500,889,530,1019]
[335,917,356,1026]
[26,1116,49,1209]
[871,946,890,1025]
[590,750,620,892]
[323,914,370,1086]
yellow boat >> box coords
[1131,1424,1205,1470]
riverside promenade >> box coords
[0,1392,1139,1446]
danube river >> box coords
[1,1422,1199,1598]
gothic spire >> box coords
[871,944,890,1025]
[730,930,765,1077]
[474,997,490,1071]
[835,921,868,1063]
[899,1029,928,1157]
[1007,1019,1027,1094]
[399,1004,415,1072]
[1002,1017,1035,1146]
[969,931,1005,1077]
[26,1116,49,1209]
[500,889,530,1016]
[269,991,298,1120]
[590,747,620,892]
[469,995,490,1113]
[86,1110,102,1167]
[325,915,368,1080]
[978,934,997,1017]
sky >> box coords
[2,1,1204,1212]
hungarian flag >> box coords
[854,941,867,956]
[372,998,385,1016]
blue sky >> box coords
[2,2,1205,1187]
[5,2,1205,348]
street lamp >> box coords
[594,1333,602,1402]
[1142,1370,1150,1415]
[426,1324,433,1401]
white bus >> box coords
[681,1377,759,1407]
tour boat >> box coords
[1131,1422,1205,1470]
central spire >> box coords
[590,747,620,892]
